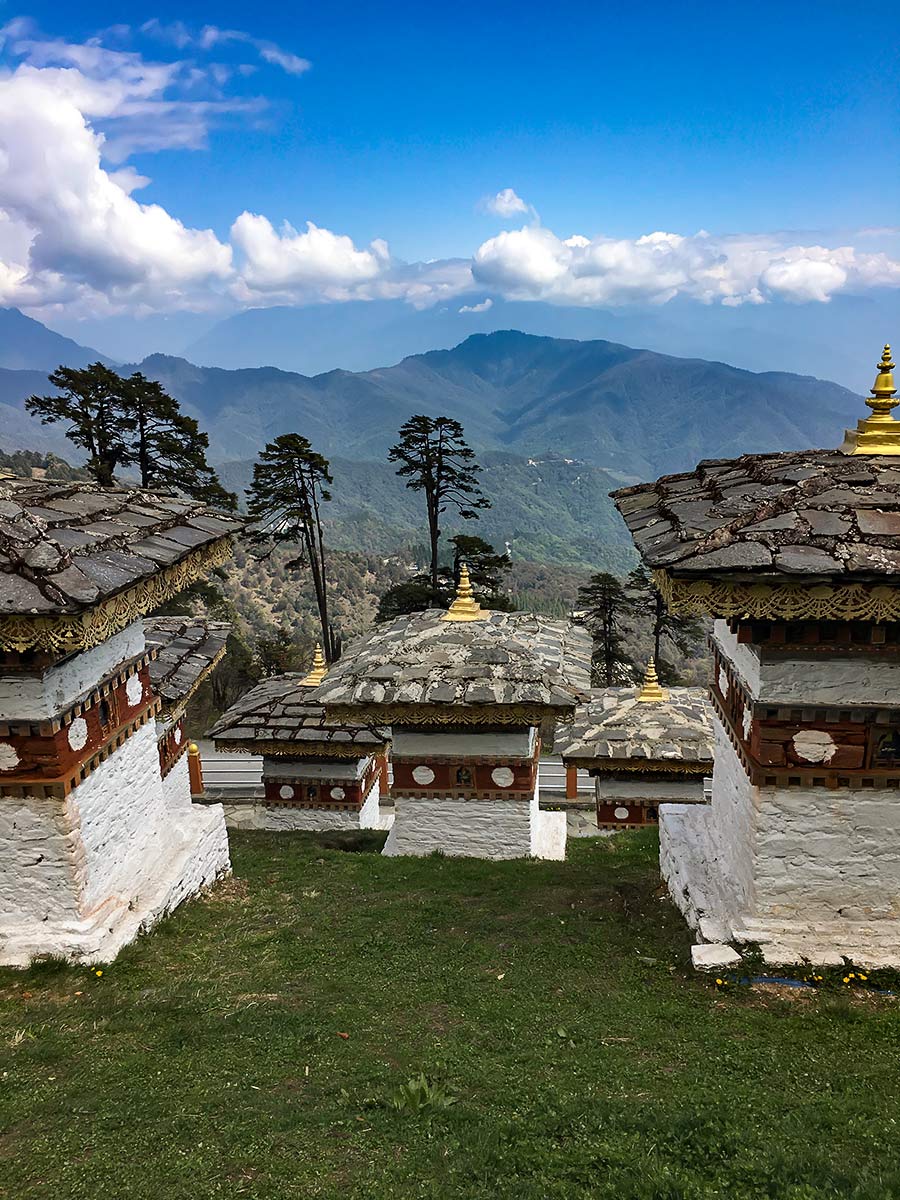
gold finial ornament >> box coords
[441,563,485,622]
[636,658,669,703]
[841,344,900,455]
[301,643,328,687]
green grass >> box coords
[2,830,899,1200]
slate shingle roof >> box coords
[611,450,900,580]
[209,674,389,751]
[0,479,243,616]
[313,610,592,712]
[557,688,714,767]
[144,617,231,710]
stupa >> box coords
[209,645,391,832]
[0,479,243,966]
[557,661,713,830]
[314,567,592,859]
[612,344,900,967]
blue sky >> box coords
[0,1,898,326]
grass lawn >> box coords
[2,830,899,1200]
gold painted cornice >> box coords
[568,757,709,775]
[654,569,900,623]
[0,537,234,654]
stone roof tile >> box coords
[0,479,244,617]
[611,449,900,582]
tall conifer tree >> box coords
[245,434,336,659]
[388,415,490,594]
[577,572,633,687]
[124,372,236,508]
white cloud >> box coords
[142,19,311,76]
[471,225,900,307]
[459,298,493,313]
[483,188,531,218]
[231,214,385,299]
[0,23,898,323]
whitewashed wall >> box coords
[0,621,146,721]
[0,722,230,966]
[713,620,900,706]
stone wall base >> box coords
[382,779,566,861]
[660,804,900,969]
[1,804,229,968]
[222,782,393,833]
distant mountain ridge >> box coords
[127,330,860,479]
[0,325,863,478]
[0,319,868,572]
[0,307,109,371]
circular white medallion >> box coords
[330,786,346,800]
[0,742,19,771]
[279,784,295,800]
[718,667,729,699]
[125,674,144,707]
[792,729,836,764]
[614,806,630,820]
[491,767,515,788]
[67,717,88,752]
[174,726,182,745]
[412,765,435,785]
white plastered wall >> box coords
[0,621,146,721]
[661,676,900,964]
[713,619,900,707]
[0,722,230,967]
[383,769,564,861]
[222,780,386,833]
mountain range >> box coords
[38,291,900,394]
[0,308,868,570]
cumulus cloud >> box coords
[472,226,900,307]
[0,59,233,313]
[0,23,898,322]
[482,188,532,218]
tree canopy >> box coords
[26,361,234,506]
[388,415,490,593]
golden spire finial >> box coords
[441,562,485,622]
[300,643,327,687]
[841,343,900,455]
[636,658,668,703]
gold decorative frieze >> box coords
[654,570,900,623]
[0,537,234,655]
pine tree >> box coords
[124,372,236,509]
[26,362,133,487]
[577,572,633,687]
[626,564,703,684]
[388,415,490,594]
[26,362,233,506]
[246,434,336,659]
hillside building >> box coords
[0,480,242,967]
[613,344,900,968]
